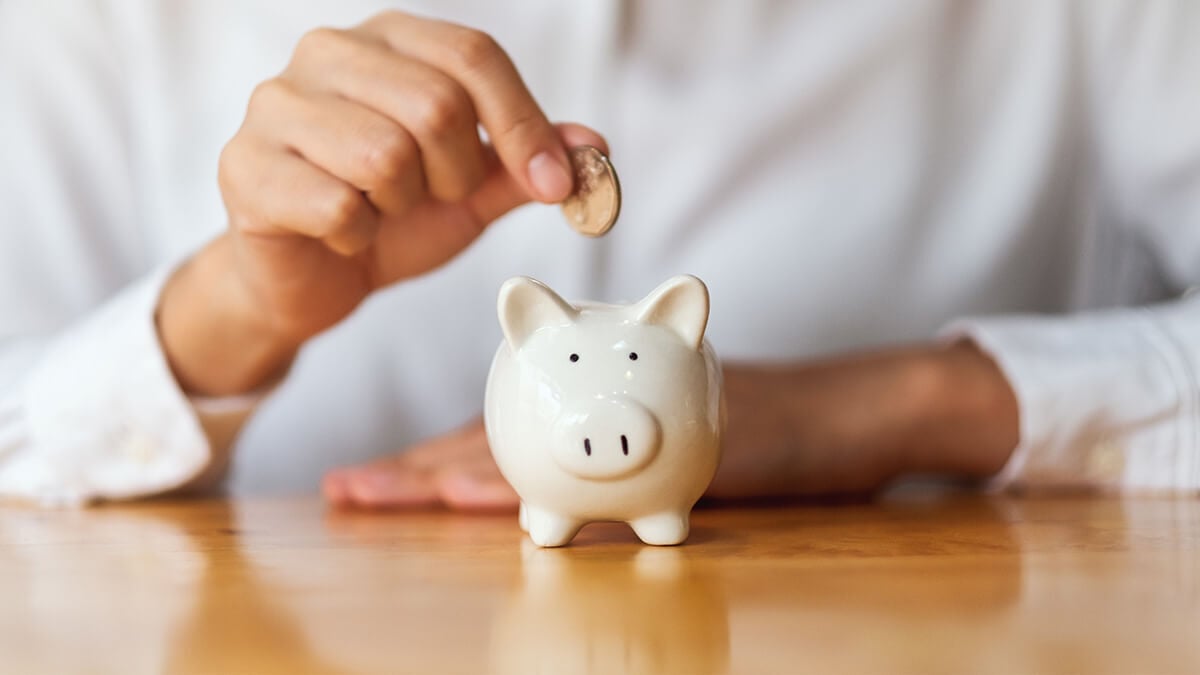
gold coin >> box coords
[561,145,621,237]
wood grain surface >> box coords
[1,492,1197,674]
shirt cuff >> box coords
[8,266,256,504]
[182,388,271,491]
[942,302,1199,493]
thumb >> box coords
[465,122,610,226]
[368,124,609,287]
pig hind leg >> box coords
[524,505,583,547]
[629,512,690,546]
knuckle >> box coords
[493,108,543,145]
[447,28,502,72]
[216,141,240,187]
[296,26,350,57]
[363,9,404,30]
[325,227,374,257]
[217,139,253,201]
[216,141,274,236]
[319,185,367,234]
[413,83,468,136]
[247,78,295,112]
[360,129,413,184]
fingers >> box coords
[246,79,426,216]
[366,123,600,285]
[324,461,519,512]
[436,468,521,511]
[286,32,489,203]
[240,12,607,257]
[323,420,520,512]
[222,10,612,316]
[322,467,441,509]
[556,122,611,156]
[357,13,574,202]
[451,122,610,229]
[463,122,609,227]
[219,136,378,256]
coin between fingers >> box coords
[561,145,620,237]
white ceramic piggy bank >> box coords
[484,275,723,547]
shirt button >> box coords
[1086,440,1125,481]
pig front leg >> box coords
[629,511,690,546]
[524,505,583,547]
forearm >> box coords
[156,234,298,397]
[894,341,1020,478]
[714,341,1019,497]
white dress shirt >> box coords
[1,0,1197,504]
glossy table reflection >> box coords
[1,492,1197,674]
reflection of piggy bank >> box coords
[488,546,729,674]
[484,275,723,547]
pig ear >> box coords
[632,275,710,350]
[497,277,579,349]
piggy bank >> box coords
[484,275,723,547]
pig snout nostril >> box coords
[551,403,659,479]
[582,436,630,457]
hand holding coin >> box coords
[561,146,621,237]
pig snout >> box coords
[551,397,662,481]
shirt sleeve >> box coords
[943,3,1200,494]
[946,295,1200,492]
[0,269,254,506]
[0,0,261,505]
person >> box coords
[0,1,1196,508]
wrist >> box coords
[895,340,1020,478]
[156,234,299,396]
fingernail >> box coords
[527,151,573,202]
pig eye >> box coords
[629,352,638,361]
[569,353,579,363]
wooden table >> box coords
[1,492,1197,674]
